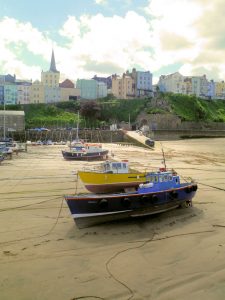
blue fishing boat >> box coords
[64,168,198,228]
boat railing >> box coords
[78,165,103,173]
[85,143,102,148]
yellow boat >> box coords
[78,160,147,193]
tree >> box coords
[80,101,102,126]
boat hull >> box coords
[62,149,109,161]
[65,183,197,228]
[78,171,147,193]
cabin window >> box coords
[159,175,163,182]
[169,175,173,181]
[164,175,168,182]
[122,163,127,169]
[146,176,154,182]
[175,178,178,183]
[154,176,158,182]
[105,164,110,171]
[112,163,121,169]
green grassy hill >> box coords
[165,94,225,122]
[1,94,225,129]
[98,95,225,123]
[0,103,79,129]
[98,98,149,123]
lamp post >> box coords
[3,99,5,139]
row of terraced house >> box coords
[0,50,225,106]
[158,72,225,100]
[0,50,153,105]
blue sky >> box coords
[1,0,149,27]
[0,0,224,83]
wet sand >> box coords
[0,138,225,300]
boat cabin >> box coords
[0,138,13,147]
[0,142,13,154]
[102,160,129,174]
[139,171,181,192]
[147,171,180,184]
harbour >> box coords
[0,138,225,299]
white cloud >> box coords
[144,0,203,69]
[0,13,155,81]
[0,0,225,83]
[58,11,155,79]
[0,17,53,80]
[145,0,225,81]
[95,0,107,5]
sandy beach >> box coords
[0,138,225,300]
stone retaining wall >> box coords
[136,113,225,131]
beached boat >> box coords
[62,140,109,161]
[78,160,147,193]
[62,111,108,161]
[0,138,22,153]
[65,168,198,228]
[0,141,13,158]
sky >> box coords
[0,0,225,84]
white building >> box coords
[158,72,186,94]
[191,75,208,98]
[16,80,32,104]
[158,72,210,98]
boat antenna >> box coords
[160,142,167,170]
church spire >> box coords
[49,49,59,73]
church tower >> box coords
[49,49,59,73]
[41,49,60,87]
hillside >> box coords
[1,94,225,129]
[99,95,225,123]
[165,94,225,122]
[23,103,80,128]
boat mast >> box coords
[76,111,79,141]
[160,142,167,170]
